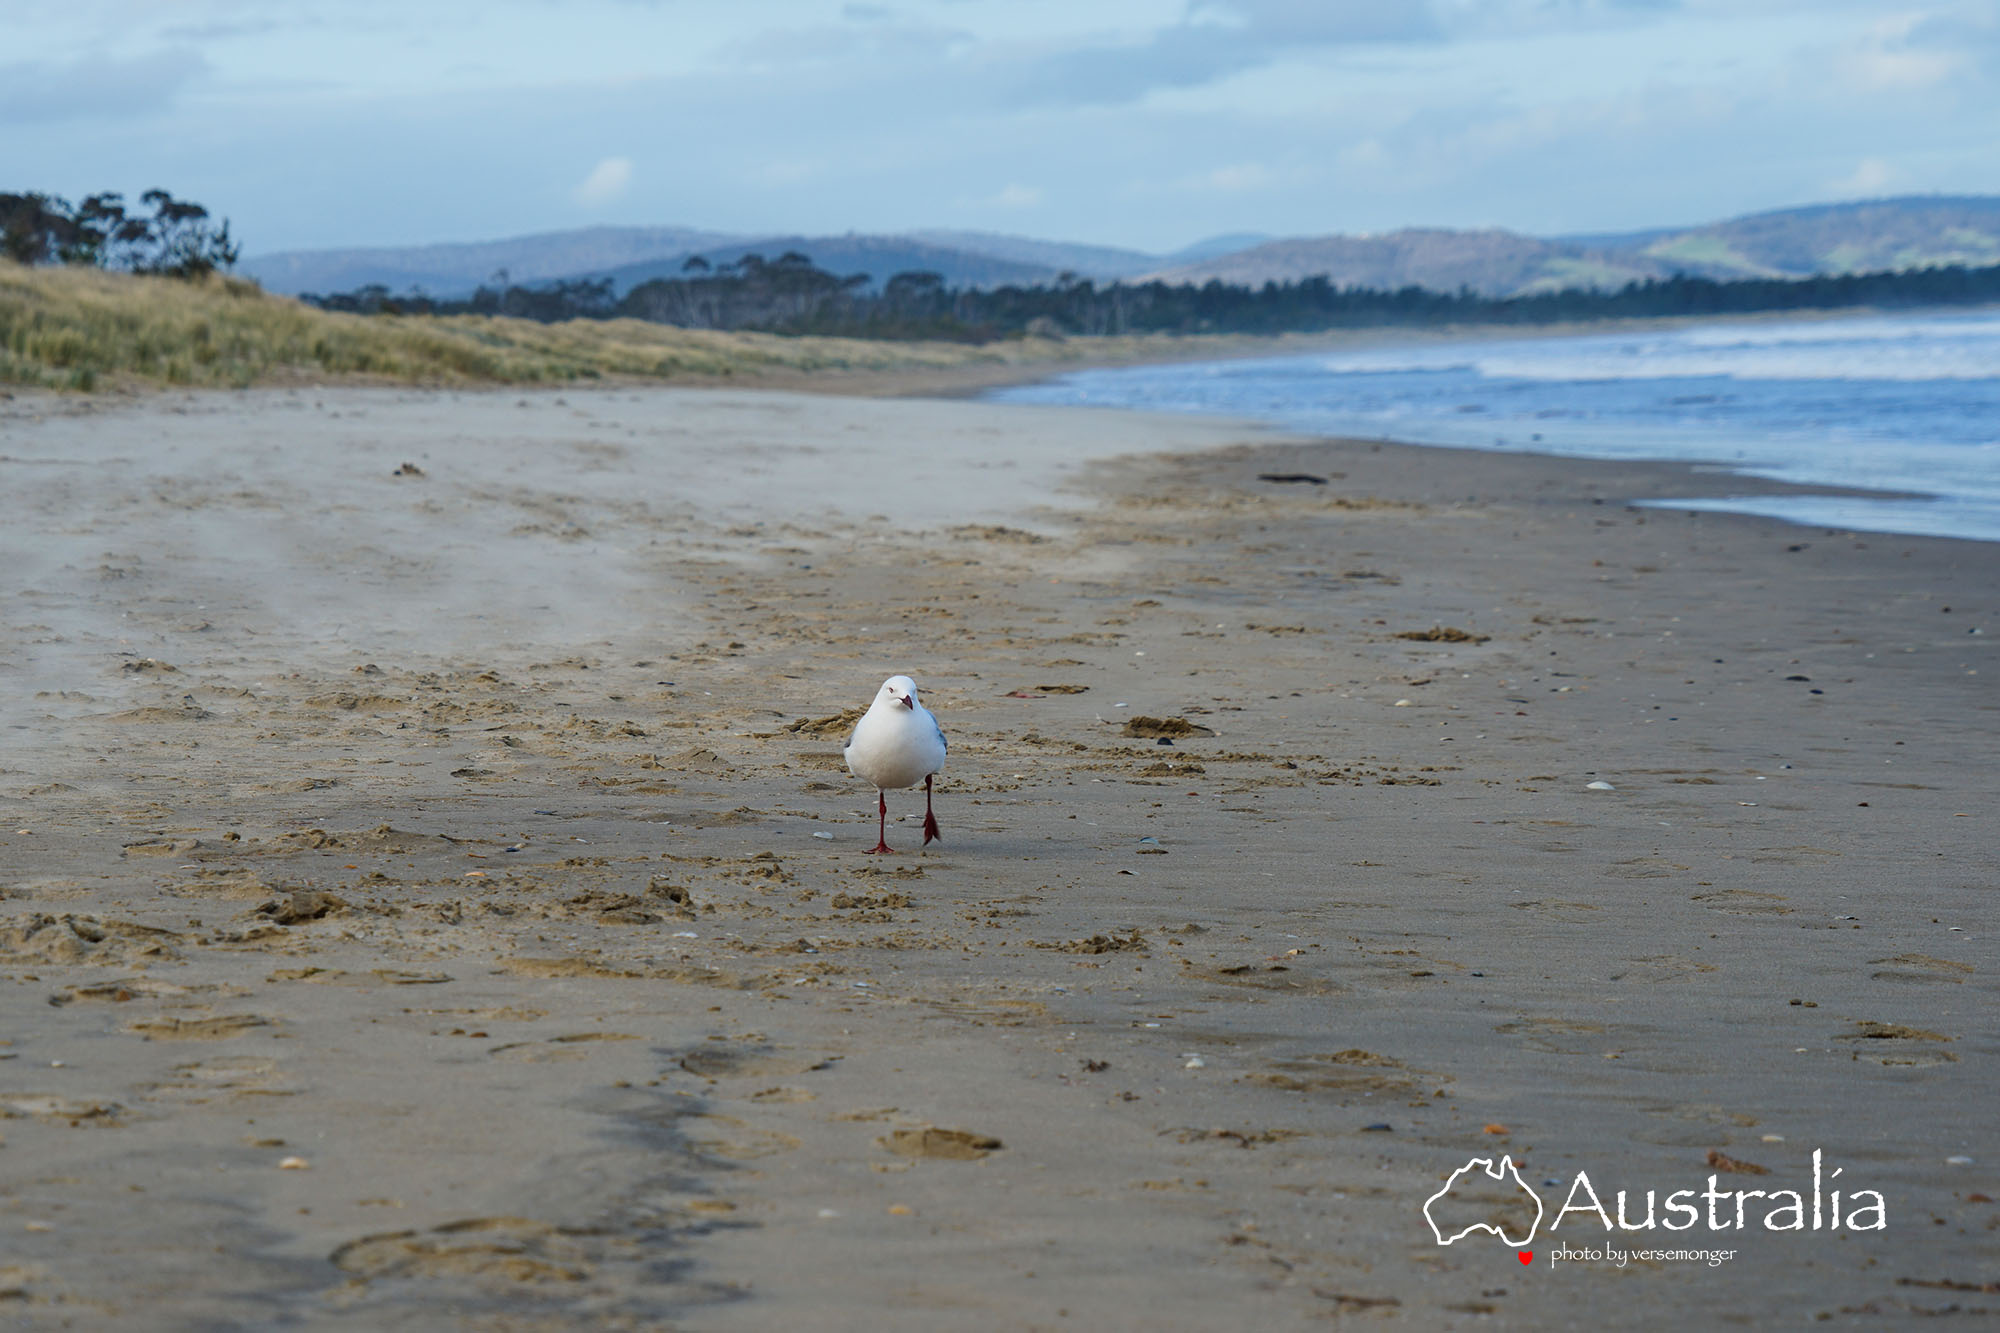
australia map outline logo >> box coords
[1423,1154,1545,1246]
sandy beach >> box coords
[0,382,1993,1329]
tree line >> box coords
[11,188,2000,335]
[305,248,2000,340]
[2,189,241,279]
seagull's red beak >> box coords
[900,694,914,710]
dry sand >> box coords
[0,383,1994,1329]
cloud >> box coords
[991,183,1043,209]
[1000,6,1442,110]
[722,18,972,70]
[984,0,1689,113]
[573,156,633,208]
[1830,156,1897,196]
[1187,0,1681,48]
[1426,0,1686,41]
[1187,0,1445,44]
[8,0,1986,256]
[1186,162,1276,192]
[1841,15,1971,91]
[1001,28,1265,108]
[159,16,289,42]
[0,48,206,126]
[948,182,1044,212]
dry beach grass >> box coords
[0,261,1367,396]
[2,259,1912,400]
[0,261,1088,392]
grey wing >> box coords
[932,716,947,753]
[843,726,857,752]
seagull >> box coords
[843,674,947,855]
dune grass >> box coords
[0,261,1105,392]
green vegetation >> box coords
[1638,234,1775,275]
[1940,226,2000,260]
[13,250,2000,395]
[310,249,2000,342]
[2,189,240,278]
[1520,257,1646,294]
[0,261,1135,391]
[12,183,2000,394]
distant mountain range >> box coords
[1136,227,1689,294]
[241,225,740,299]
[1585,196,2000,276]
[1143,197,2000,295]
[240,196,2000,301]
[242,227,1270,298]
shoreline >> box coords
[954,307,2000,548]
[1,386,1993,1327]
[20,297,1990,546]
[895,301,2000,399]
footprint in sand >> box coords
[0,913,182,965]
[1691,889,1793,916]
[1635,1103,1760,1147]
[331,1217,596,1284]
[1834,1021,1958,1067]
[47,976,191,1007]
[683,1114,803,1161]
[488,1033,644,1063]
[1868,953,1974,985]
[125,1014,273,1041]
[1509,900,1602,923]
[1493,1017,1609,1054]
[677,1043,833,1080]
[1608,955,1718,984]
[121,837,202,857]
[879,1127,1004,1160]
[1244,1050,1429,1099]
[1605,855,1691,878]
[138,1056,298,1104]
[0,1094,127,1125]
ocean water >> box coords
[988,310,2000,543]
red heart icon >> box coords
[1518,1251,1533,1265]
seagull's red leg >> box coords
[868,788,894,855]
[922,773,941,846]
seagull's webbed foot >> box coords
[922,773,941,846]
[866,840,895,855]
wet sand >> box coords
[0,385,1994,1329]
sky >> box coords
[6,0,2000,257]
